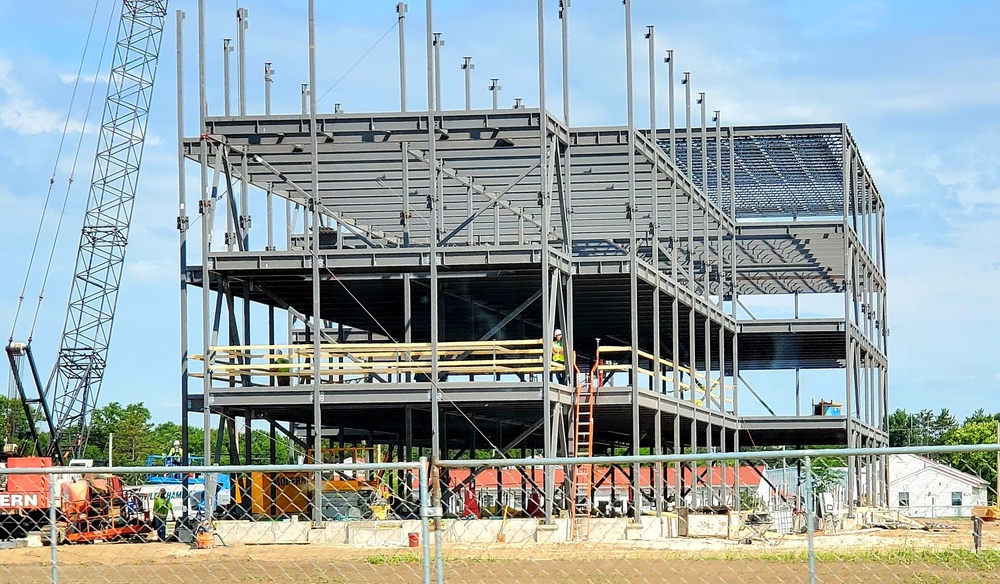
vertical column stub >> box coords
[489,78,501,110]
[237,7,248,115]
[461,56,475,110]
[397,2,407,111]
[432,32,444,111]
[223,39,233,116]
[560,0,570,124]
[264,62,274,115]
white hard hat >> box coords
[554,329,562,336]
[173,440,181,446]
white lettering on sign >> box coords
[0,493,40,508]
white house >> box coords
[889,454,988,518]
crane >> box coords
[5,0,169,465]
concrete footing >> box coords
[214,515,683,546]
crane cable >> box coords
[306,247,511,460]
[8,0,105,344]
[26,2,118,342]
[316,20,398,106]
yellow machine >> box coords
[250,448,391,520]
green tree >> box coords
[150,421,184,458]
[888,408,959,449]
[964,409,1000,426]
[85,402,154,465]
[888,408,911,447]
[942,420,999,504]
[811,455,847,495]
[0,395,44,455]
[930,409,959,444]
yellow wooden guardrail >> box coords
[191,339,566,383]
[593,345,733,410]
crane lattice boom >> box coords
[6,0,168,464]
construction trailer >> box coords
[176,2,888,532]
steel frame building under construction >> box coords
[176,1,888,523]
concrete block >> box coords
[401,519,423,534]
[215,520,310,544]
[307,522,348,544]
[728,512,742,538]
[534,519,568,543]
[348,521,404,546]
[624,520,645,540]
[494,518,537,544]
[586,518,626,542]
[447,518,502,543]
[623,516,665,541]
[661,515,679,538]
[677,509,730,538]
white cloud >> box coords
[0,95,85,134]
[126,259,176,284]
[59,72,109,84]
[0,57,86,135]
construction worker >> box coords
[166,440,183,465]
[552,329,566,384]
[153,488,172,542]
[275,350,291,386]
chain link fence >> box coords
[0,460,430,583]
[435,444,1000,584]
[1,444,998,583]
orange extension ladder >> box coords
[570,361,599,540]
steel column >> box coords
[175,7,190,517]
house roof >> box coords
[889,454,988,488]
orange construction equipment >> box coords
[0,458,152,542]
[60,474,153,543]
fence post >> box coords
[804,455,816,584]
[419,457,431,584]
[49,468,58,584]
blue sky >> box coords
[0,0,997,423]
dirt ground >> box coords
[2,520,998,583]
